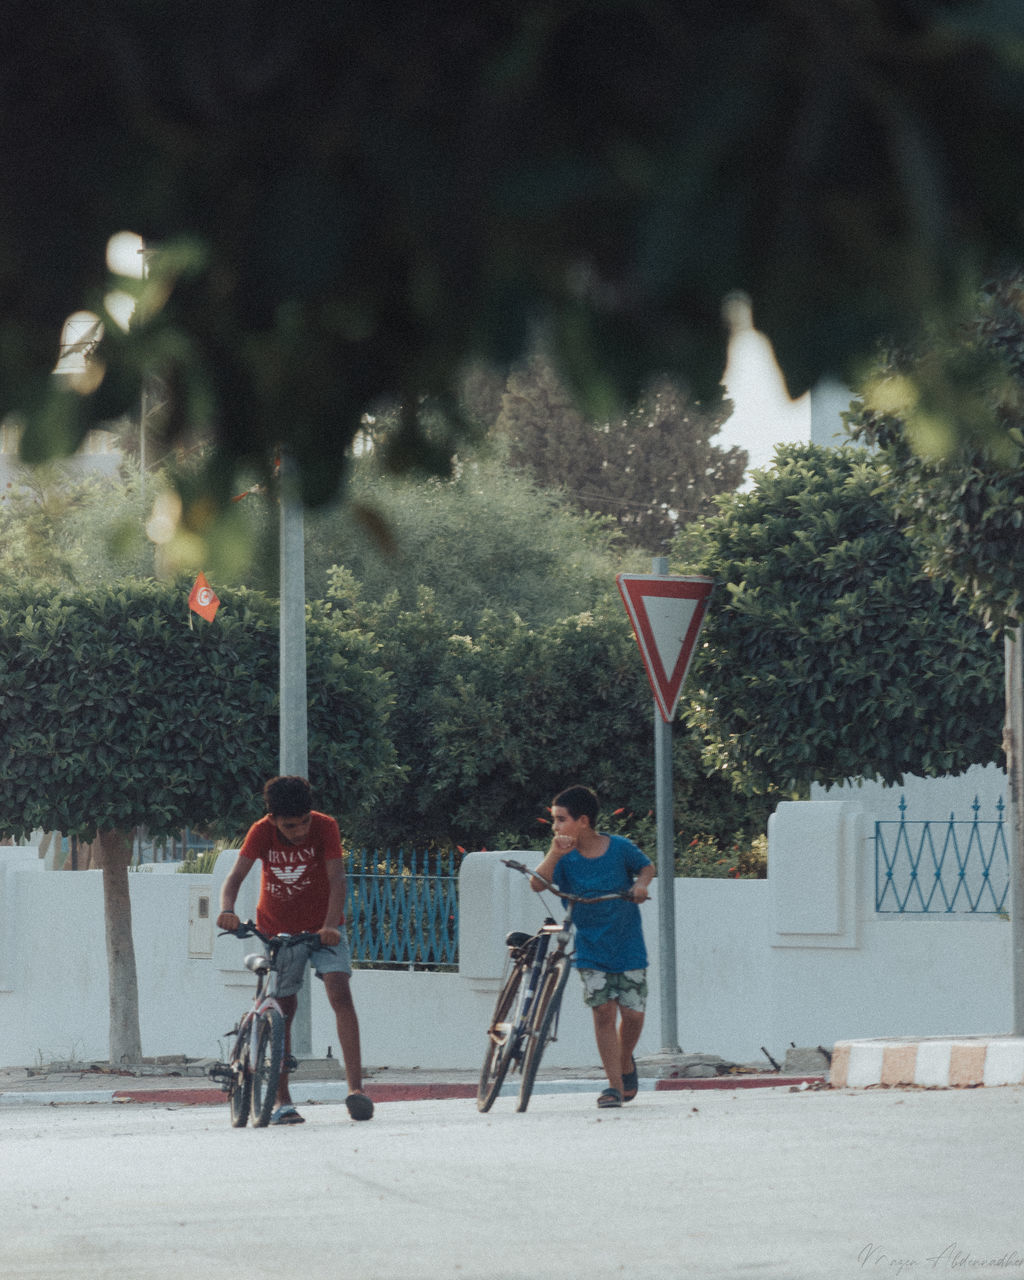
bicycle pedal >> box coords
[208,1063,234,1087]
[284,1054,299,1073]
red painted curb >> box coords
[111,1083,482,1106]
[107,1077,823,1107]
[364,1084,478,1102]
[114,1089,227,1105]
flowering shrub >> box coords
[604,809,767,879]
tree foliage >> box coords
[0,583,397,842]
[328,582,773,853]
[0,469,153,590]
[847,272,1024,633]
[0,580,398,1063]
[676,444,1004,794]
[495,350,744,551]
[6,1,1024,518]
[299,450,641,625]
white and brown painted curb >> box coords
[830,1035,1024,1089]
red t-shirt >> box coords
[238,811,344,935]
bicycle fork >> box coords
[527,922,570,1043]
[248,996,283,1052]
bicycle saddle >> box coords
[504,931,532,950]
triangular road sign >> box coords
[616,574,714,722]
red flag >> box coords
[188,572,220,623]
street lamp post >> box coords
[278,451,312,1056]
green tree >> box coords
[5,2,1024,514]
[304,451,639,628]
[330,582,772,854]
[0,469,153,590]
[0,583,397,1061]
[847,273,1024,633]
[496,351,744,551]
[675,444,1004,795]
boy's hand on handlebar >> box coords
[318,925,342,947]
[629,883,650,904]
[216,910,240,932]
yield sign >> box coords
[616,574,714,722]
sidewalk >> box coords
[831,1034,1024,1088]
[0,1053,825,1109]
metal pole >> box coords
[651,555,681,1053]
[279,451,312,1055]
[279,453,309,778]
[138,241,155,504]
[1005,628,1024,1035]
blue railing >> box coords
[875,797,1009,914]
[346,847,462,969]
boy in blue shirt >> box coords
[531,785,654,1108]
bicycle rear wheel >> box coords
[250,1008,285,1128]
[228,1025,252,1128]
[477,957,529,1112]
[516,954,572,1113]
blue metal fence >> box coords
[875,797,1009,914]
[346,847,462,969]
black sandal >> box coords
[597,1087,623,1109]
[345,1092,375,1121]
[622,1058,638,1102]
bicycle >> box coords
[209,920,323,1128]
[477,858,634,1114]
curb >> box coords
[830,1035,1024,1089]
[0,1075,822,1109]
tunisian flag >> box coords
[188,572,221,623]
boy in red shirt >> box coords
[217,775,373,1123]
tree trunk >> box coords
[96,828,143,1064]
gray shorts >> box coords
[579,968,648,1012]
[267,932,352,998]
[310,932,353,978]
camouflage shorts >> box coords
[578,968,648,1012]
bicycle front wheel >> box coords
[250,1008,285,1128]
[516,954,572,1113]
[477,958,528,1113]
[228,1025,252,1128]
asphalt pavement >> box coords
[2,1079,1023,1280]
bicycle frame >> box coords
[491,908,572,1047]
[478,860,631,1112]
[210,922,322,1127]
[512,906,575,1031]
[238,952,285,1065]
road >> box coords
[2,1085,1023,1280]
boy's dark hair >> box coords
[552,785,599,826]
[264,775,313,818]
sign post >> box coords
[617,560,714,1053]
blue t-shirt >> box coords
[550,834,651,973]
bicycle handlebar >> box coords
[218,920,325,948]
[501,858,636,903]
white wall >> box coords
[812,762,1007,824]
[0,779,1014,1070]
